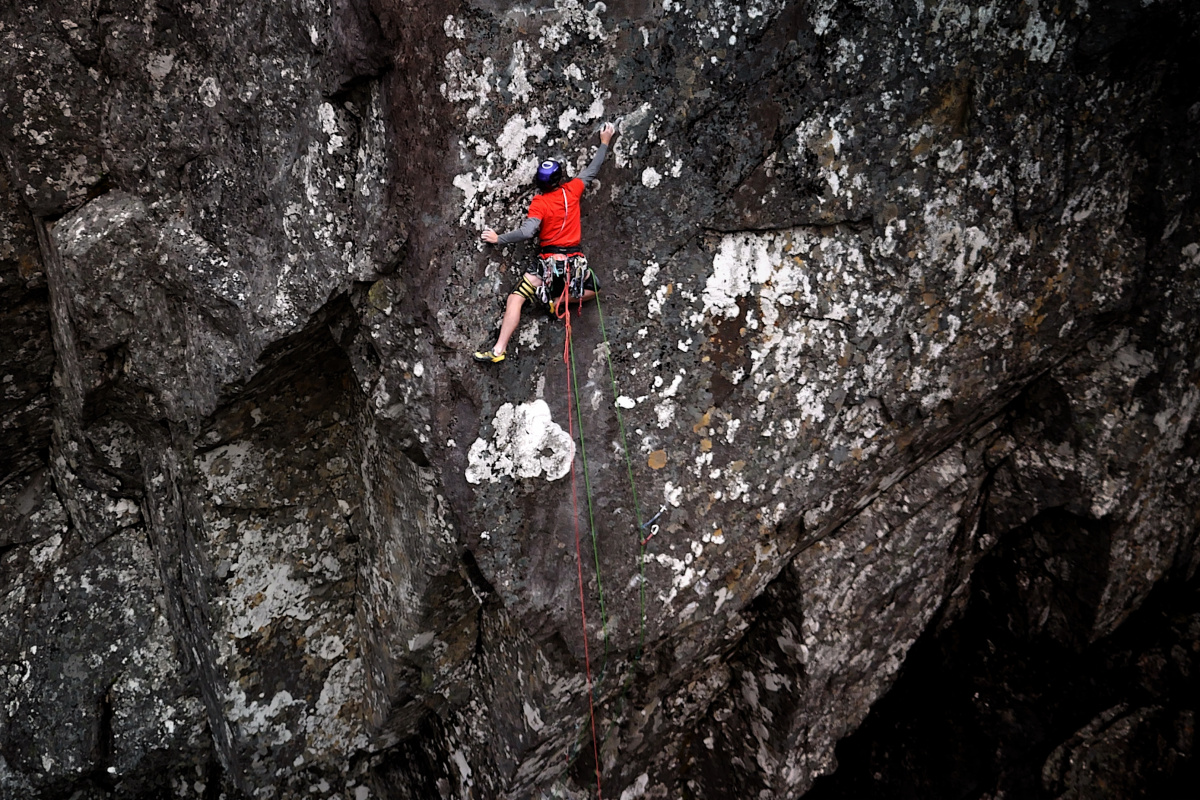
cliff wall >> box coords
[1,1,1197,798]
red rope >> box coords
[558,263,602,798]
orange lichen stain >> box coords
[18,254,41,278]
[1025,295,1048,333]
[700,438,712,452]
[729,460,746,472]
[923,306,941,334]
[648,450,667,469]
[852,447,863,460]
[693,409,712,434]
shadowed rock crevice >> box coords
[805,510,1197,800]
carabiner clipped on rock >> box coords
[640,504,667,546]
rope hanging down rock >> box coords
[553,265,663,796]
[556,263,603,799]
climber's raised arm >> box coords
[578,122,615,186]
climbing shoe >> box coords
[473,350,505,364]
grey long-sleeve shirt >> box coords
[495,143,609,245]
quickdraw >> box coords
[639,505,668,547]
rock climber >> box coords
[473,121,616,364]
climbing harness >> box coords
[536,250,593,311]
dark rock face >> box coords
[1,1,1197,798]
[806,509,1199,800]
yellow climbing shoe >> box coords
[473,350,505,364]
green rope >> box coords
[568,326,609,667]
[561,291,657,776]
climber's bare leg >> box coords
[493,273,542,355]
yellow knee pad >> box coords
[512,276,538,302]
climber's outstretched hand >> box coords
[481,229,499,244]
[599,122,615,145]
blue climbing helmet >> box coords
[535,159,564,192]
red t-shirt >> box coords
[527,178,586,249]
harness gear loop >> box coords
[540,253,591,313]
[569,254,590,300]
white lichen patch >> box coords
[704,234,776,319]
[1013,0,1065,63]
[441,49,494,121]
[537,0,610,51]
[443,15,467,40]
[317,102,345,154]
[790,111,862,206]
[217,519,321,639]
[225,688,305,747]
[199,441,263,506]
[465,400,575,484]
[497,113,549,162]
[146,52,175,84]
[507,41,534,103]
[302,658,370,755]
[452,111,552,226]
[518,317,543,349]
[614,102,653,168]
